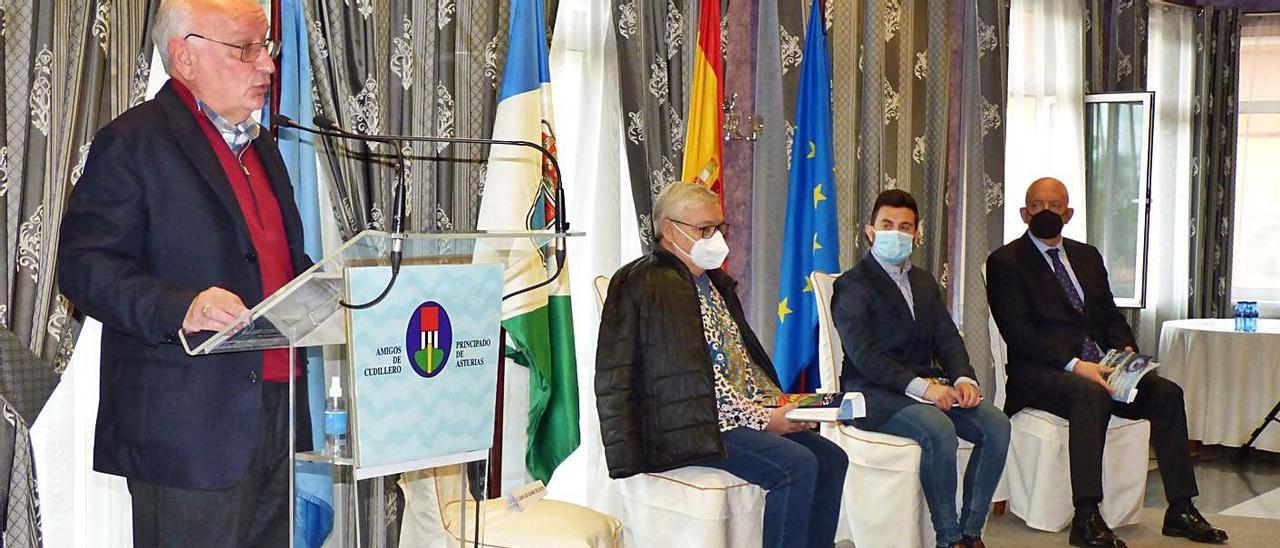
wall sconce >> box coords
[723,93,765,141]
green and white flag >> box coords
[475,0,578,483]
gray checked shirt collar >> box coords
[196,100,260,158]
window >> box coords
[1231,14,1280,305]
[1083,92,1155,308]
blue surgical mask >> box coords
[871,230,914,265]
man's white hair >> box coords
[151,0,197,72]
[652,181,718,243]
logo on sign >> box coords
[406,302,453,378]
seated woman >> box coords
[595,181,847,548]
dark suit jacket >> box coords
[57,81,311,490]
[833,254,975,428]
[985,233,1137,415]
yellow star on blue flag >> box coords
[773,0,840,392]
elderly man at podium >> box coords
[596,181,848,548]
[57,0,311,546]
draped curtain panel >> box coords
[304,0,511,241]
[1,0,158,423]
[746,0,803,351]
[1187,6,1241,319]
[831,0,954,279]
[721,0,757,305]
[612,0,695,247]
[951,0,1011,394]
[1083,0,1148,94]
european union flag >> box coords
[773,0,840,392]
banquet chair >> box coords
[591,275,767,547]
[398,465,623,547]
[982,265,1150,532]
[811,272,977,548]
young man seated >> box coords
[833,189,1010,548]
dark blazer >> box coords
[57,82,311,490]
[595,250,781,479]
[833,254,975,428]
[985,233,1137,415]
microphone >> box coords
[273,115,569,302]
[321,125,568,238]
[313,114,339,131]
[314,122,570,302]
[273,114,408,309]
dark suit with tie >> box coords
[833,253,1010,545]
[986,233,1197,506]
[58,81,310,545]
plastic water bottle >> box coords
[324,377,348,458]
[1235,301,1247,332]
[1245,301,1259,333]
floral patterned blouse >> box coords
[693,275,783,432]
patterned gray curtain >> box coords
[303,2,520,545]
[305,0,511,239]
[1187,6,1241,318]
[1083,0,1149,94]
[951,0,1010,392]
[612,0,695,247]
[831,0,954,279]
[1,0,158,423]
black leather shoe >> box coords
[960,535,986,548]
[1163,504,1228,544]
[1069,508,1126,547]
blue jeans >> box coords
[702,428,848,548]
[869,401,1010,547]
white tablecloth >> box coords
[1157,319,1280,453]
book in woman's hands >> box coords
[760,393,867,422]
[1100,349,1160,404]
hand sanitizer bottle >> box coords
[324,377,348,459]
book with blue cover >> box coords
[1100,349,1160,403]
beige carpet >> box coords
[984,508,1278,547]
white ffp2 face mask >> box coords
[675,225,730,270]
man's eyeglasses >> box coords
[185,33,281,63]
[671,219,729,239]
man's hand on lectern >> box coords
[184,287,248,333]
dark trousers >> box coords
[1016,371,1198,507]
[128,382,291,548]
[702,427,848,548]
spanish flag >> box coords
[682,0,724,201]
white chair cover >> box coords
[399,466,623,548]
[812,272,981,546]
[826,423,974,548]
[1005,409,1149,532]
[591,276,767,547]
[617,467,765,548]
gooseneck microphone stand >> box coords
[272,114,406,309]
[273,114,569,304]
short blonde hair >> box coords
[652,181,718,242]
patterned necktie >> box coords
[1046,248,1103,362]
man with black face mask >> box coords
[986,178,1227,547]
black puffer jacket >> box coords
[595,250,781,479]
